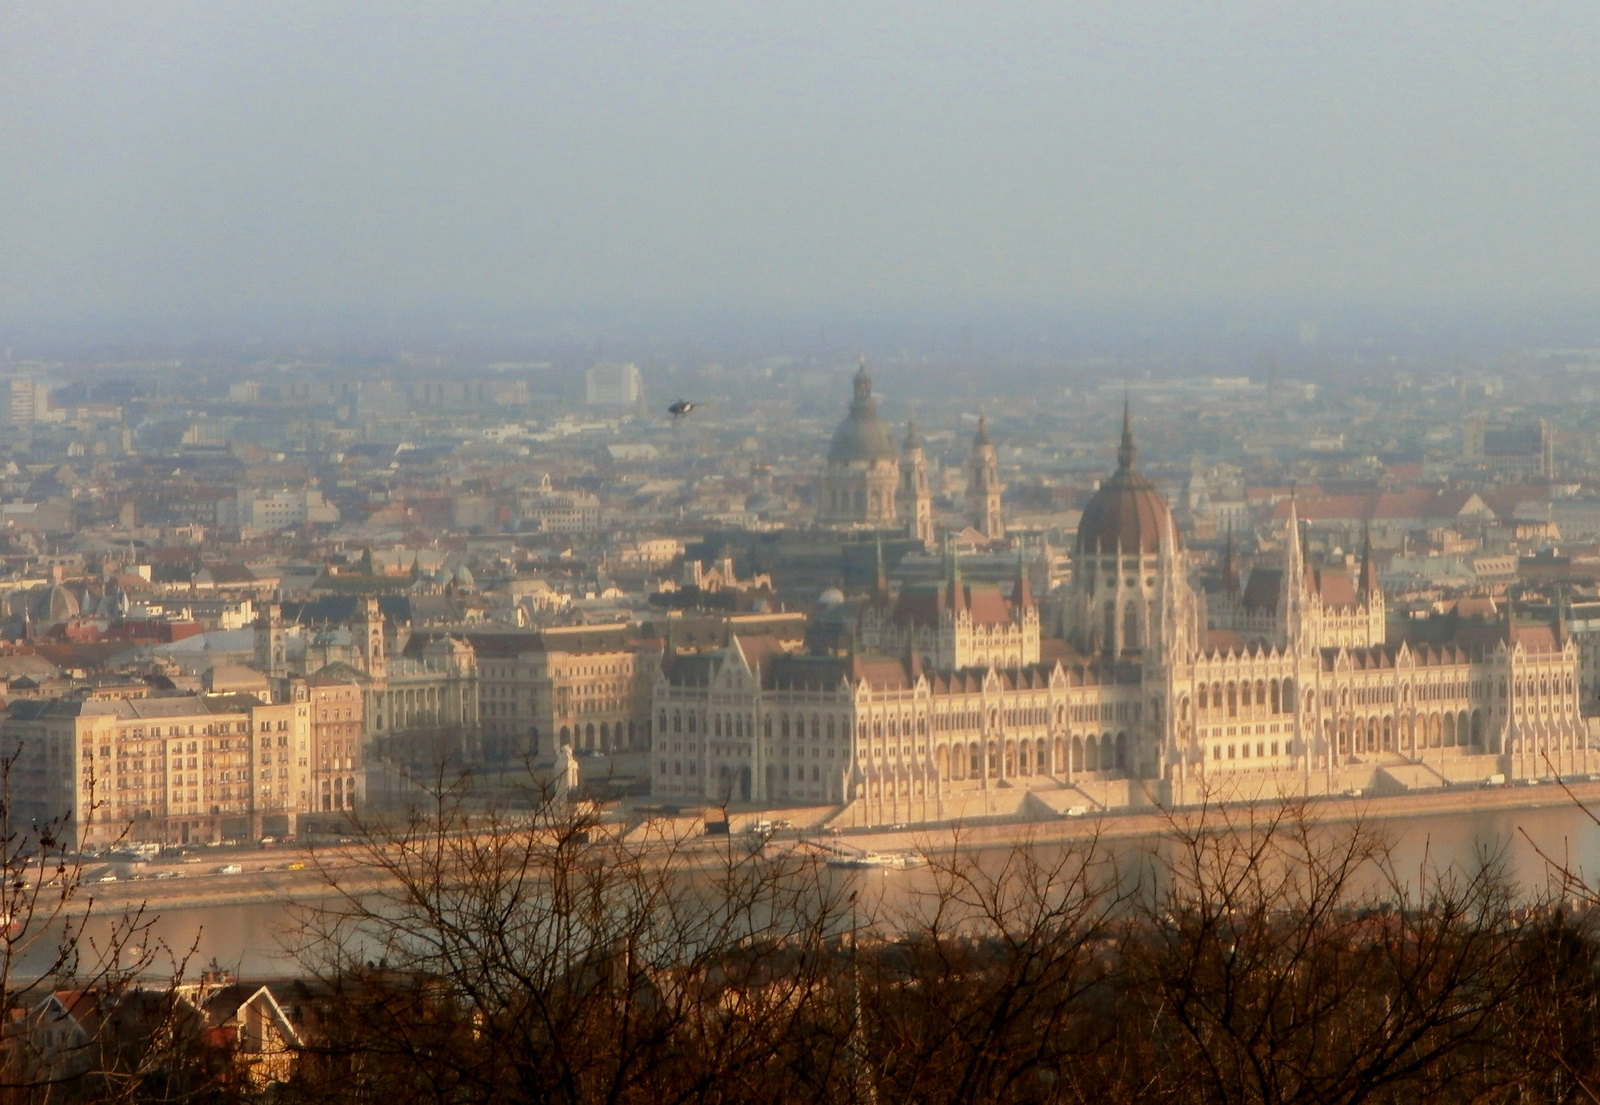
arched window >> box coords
[1085,735,1098,772]
[1269,680,1281,714]
[1198,685,1208,711]
[1283,679,1295,713]
[1115,732,1127,771]
[1072,736,1084,773]
[1227,683,1237,717]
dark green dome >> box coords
[827,364,897,465]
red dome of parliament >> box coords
[1075,406,1176,556]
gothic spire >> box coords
[1357,522,1377,597]
[1221,523,1240,596]
[873,532,889,603]
[1012,545,1034,609]
[944,537,967,614]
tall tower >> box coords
[966,416,1004,541]
[254,603,286,677]
[360,596,387,680]
[899,419,934,548]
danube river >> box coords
[31,797,1600,980]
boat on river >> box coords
[826,851,926,871]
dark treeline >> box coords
[7,786,1600,1104]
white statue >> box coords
[553,742,580,799]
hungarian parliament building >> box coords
[651,370,1591,824]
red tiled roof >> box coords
[1511,624,1560,653]
[1310,568,1358,607]
[967,586,1012,626]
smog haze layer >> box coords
[4,2,1600,344]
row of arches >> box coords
[929,737,1056,782]
[1330,710,1487,758]
[557,719,645,752]
[876,732,1132,785]
[659,709,847,742]
[1196,678,1295,717]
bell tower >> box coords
[255,603,286,677]
[966,416,1004,541]
[900,419,934,548]
[360,596,387,680]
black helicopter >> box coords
[667,400,696,420]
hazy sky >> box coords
[4,2,1600,329]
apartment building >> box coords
[3,691,311,849]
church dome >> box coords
[30,582,81,625]
[1076,407,1176,556]
[827,363,897,466]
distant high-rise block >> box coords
[6,378,50,425]
[586,361,642,406]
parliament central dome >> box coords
[827,364,898,466]
[1076,406,1175,556]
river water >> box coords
[31,800,1600,980]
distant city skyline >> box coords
[4,3,1600,334]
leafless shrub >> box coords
[283,770,1600,1105]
